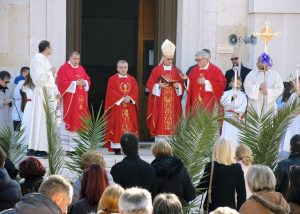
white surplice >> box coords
[12,80,25,122]
[244,69,283,117]
[28,53,59,152]
[21,86,34,146]
[282,92,300,153]
[221,89,247,152]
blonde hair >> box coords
[97,184,124,214]
[212,138,235,165]
[246,165,276,193]
[151,141,173,158]
[235,144,253,166]
[80,150,106,170]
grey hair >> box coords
[38,175,73,199]
[117,60,128,67]
[153,193,183,214]
[246,165,276,193]
[70,51,80,57]
[119,187,152,214]
[195,50,210,59]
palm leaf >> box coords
[0,125,26,165]
[225,98,300,169]
[169,106,220,212]
[65,104,106,175]
[43,87,64,175]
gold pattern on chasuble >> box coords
[119,82,131,95]
[163,74,173,131]
[78,95,85,109]
[198,73,204,103]
[121,103,133,133]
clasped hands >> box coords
[260,82,267,95]
[158,81,180,89]
[123,96,131,103]
[197,77,206,85]
[76,79,86,87]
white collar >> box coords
[118,73,128,78]
[200,62,210,70]
[163,65,172,71]
[68,61,79,68]
[36,53,48,59]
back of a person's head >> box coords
[151,141,173,158]
[212,138,234,165]
[153,193,183,214]
[209,207,239,214]
[246,164,276,193]
[120,134,139,156]
[235,144,253,166]
[0,70,11,80]
[286,165,300,204]
[19,157,46,179]
[98,184,125,214]
[81,163,109,206]
[38,40,50,53]
[119,187,152,214]
[38,175,73,200]
[290,134,300,156]
[80,150,106,170]
[0,147,7,167]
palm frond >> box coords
[0,125,26,165]
[65,104,106,175]
[43,87,64,175]
[170,106,220,212]
[226,98,300,169]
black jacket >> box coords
[198,162,246,212]
[111,155,157,197]
[19,177,43,195]
[4,159,18,179]
[69,197,97,214]
[0,168,21,211]
[274,155,300,195]
[225,65,251,91]
[13,193,61,214]
[151,156,196,203]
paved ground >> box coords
[34,148,154,181]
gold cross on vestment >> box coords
[253,21,281,53]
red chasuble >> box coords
[104,74,139,148]
[186,63,226,115]
[146,64,184,137]
[57,62,91,131]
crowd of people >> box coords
[0,133,300,213]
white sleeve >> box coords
[235,93,248,114]
[244,73,260,100]
[152,83,161,96]
[115,97,125,106]
[175,84,183,96]
[30,60,52,87]
[221,92,231,106]
[204,80,213,92]
[14,80,24,100]
[66,81,77,93]
[266,74,284,105]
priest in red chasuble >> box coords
[56,51,91,151]
[104,60,139,155]
[186,50,226,115]
[147,39,185,141]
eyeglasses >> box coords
[195,58,204,62]
[231,57,238,61]
[4,81,10,84]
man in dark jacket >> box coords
[224,54,251,91]
[7,175,73,214]
[275,134,300,195]
[0,148,21,211]
[111,134,157,197]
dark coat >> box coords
[13,193,61,214]
[19,177,43,195]
[198,162,246,212]
[275,155,300,195]
[225,65,251,91]
[0,168,22,211]
[151,156,196,203]
[69,197,97,214]
[111,155,157,197]
[4,159,18,179]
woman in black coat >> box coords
[198,138,246,212]
[151,141,196,204]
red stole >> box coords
[146,64,184,137]
[186,63,226,115]
[56,62,90,131]
[104,74,139,147]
